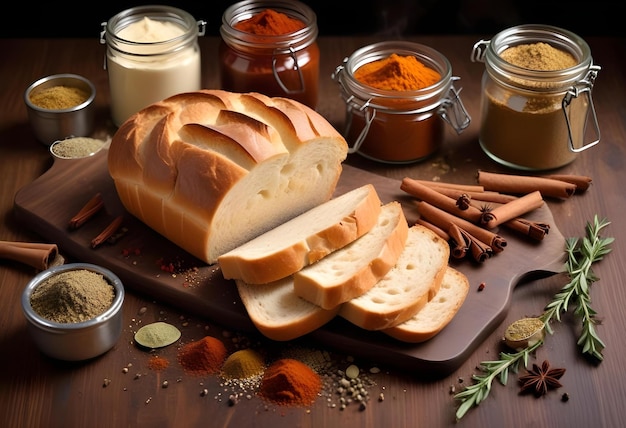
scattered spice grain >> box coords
[29,269,115,323]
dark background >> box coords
[2,1,621,38]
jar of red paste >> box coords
[332,41,470,164]
[219,0,319,108]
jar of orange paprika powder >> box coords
[219,0,320,109]
[333,41,470,164]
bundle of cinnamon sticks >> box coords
[402,170,592,263]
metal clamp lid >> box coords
[563,64,601,152]
[333,63,471,154]
[272,45,306,94]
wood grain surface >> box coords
[14,149,565,377]
[2,36,625,428]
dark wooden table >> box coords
[1,35,625,428]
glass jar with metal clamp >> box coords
[333,41,470,164]
[471,24,601,171]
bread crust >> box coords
[218,184,382,284]
[383,267,470,342]
[108,90,348,264]
[236,277,339,341]
[293,202,409,310]
[339,224,450,330]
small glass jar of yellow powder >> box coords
[471,24,601,170]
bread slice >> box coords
[383,267,470,343]
[235,275,338,341]
[108,90,348,265]
[218,184,382,284]
[338,224,450,330]
[293,201,409,310]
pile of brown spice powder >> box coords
[500,42,577,71]
[29,85,90,110]
[178,336,228,376]
[30,269,115,323]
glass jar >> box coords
[471,24,601,171]
[100,6,206,127]
[219,0,320,108]
[332,41,470,164]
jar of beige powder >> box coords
[471,24,601,171]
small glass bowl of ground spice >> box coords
[24,74,96,145]
[21,263,125,361]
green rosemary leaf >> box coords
[454,340,543,420]
[454,216,613,420]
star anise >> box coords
[518,360,566,397]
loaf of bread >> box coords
[383,266,470,343]
[293,202,409,310]
[108,90,348,264]
[339,224,450,330]
[218,184,382,284]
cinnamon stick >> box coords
[458,227,493,263]
[477,170,577,199]
[504,218,551,241]
[447,224,468,259]
[402,177,484,224]
[483,191,545,229]
[417,201,507,253]
[432,187,518,204]
[411,179,485,193]
[415,218,450,241]
[69,192,104,229]
[91,216,124,248]
[543,174,592,192]
[0,241,58,270]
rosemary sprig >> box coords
[540,215,613,361]
[454,215,613,419]
[455,340,543,420]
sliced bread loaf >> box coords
[235,276,338,341]
[218,184,382,284]
[293,201,409,310]
[383,267,470,343]
[338,224,450,330]
[109,90,348,265]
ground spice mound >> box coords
[148,355,169,371]
[222,349,265,380]
[500,42,577,71]
[177,336,227,375]
[354,53,441,91]
[234,9,305,35]
[29,269,115,323]
[51,137,104,158]
[259,358,321,406]
[30,85,90,109]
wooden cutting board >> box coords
[14,149,565,377]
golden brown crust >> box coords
[108,90,348,264]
